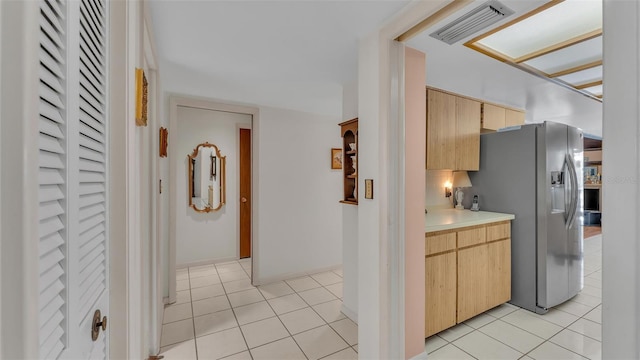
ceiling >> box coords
[465,0,602,99]
[148,0,409,84]
[406,0,603,135]
[148,0,603,136]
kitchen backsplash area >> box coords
[426,170,453,209]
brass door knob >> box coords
[92,309,107,341]
[241,197,247,203]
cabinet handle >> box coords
[241,197,247,203]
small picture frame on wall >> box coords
[135,68,148,127]
[331,148,342,169]
[159,127,168,157]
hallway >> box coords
[159,259,358,359]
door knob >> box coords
[91,309,107,341]
[241,197,247,203]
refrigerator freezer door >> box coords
[567,127,585,298]
[537,122,571,309]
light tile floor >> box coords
[161,235,601,360]
[159,259,357,360]
[426,234,603,360]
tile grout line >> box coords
[295,275,356,355]
[434,289,601,359]
[164,263,351,359]
[522,307,602,359]
[257,278,310,359]
[217,261,255,360]
[189,267,200,360]
[522,263,602,359]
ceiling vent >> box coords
[430,0,514,45]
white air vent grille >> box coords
[430,0,514,45]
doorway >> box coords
[168,97,260,304]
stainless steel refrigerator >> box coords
[464,121,584,314]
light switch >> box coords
[365,179,373,199]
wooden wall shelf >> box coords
[339,118,358,205]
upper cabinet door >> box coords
[505,109,526,127]
[427,90,456,170]
[482,103,506,131]
[455,97,481,171]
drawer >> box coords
[487,222,510,242]
[425,232,456,256]
[457,226,486,248]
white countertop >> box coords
[425,208,515,233]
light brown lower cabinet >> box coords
[457,244,489,322]
[425,221,511,338]
[425,252,457,337]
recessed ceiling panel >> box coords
[476,0,602,59]
[556,66,603,85]
[522,36,602,74]
[583,85,603,96]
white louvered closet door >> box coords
[38,0,109,358]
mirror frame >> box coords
[188,142,226,213]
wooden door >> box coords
[426,89,456,169]
[239,129,251,258]
[455,97,481,171]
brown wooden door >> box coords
[239,128,251,258]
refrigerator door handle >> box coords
[565,154,579,229]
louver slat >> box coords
[77,0,107,330]
[38,0,67,358]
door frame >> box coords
[167,96,259,303]
[141,3,163,355]
[108,0,145,358]
[0,1,41,358]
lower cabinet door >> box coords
[457,245,489,322]
[488,239,511,307]
[425,252,457,337]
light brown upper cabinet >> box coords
[455,97,481,171]
[426,89,456,169]
[483,104,525,131]
[426,89,480,171]
[481,103,506,131]
[505,108,526,127]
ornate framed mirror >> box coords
[188,142,226,212]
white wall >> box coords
[341,80,358,321]
[602,1,640,358]
[426,170,453,209]
[160,63,344,285]
[175,106,252,266]
[357,31,388,359]
[255,106,343,282]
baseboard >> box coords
[252,264,342,286]
[340,304,358,323]
[409,351,428,360]
[177,256,239,269]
